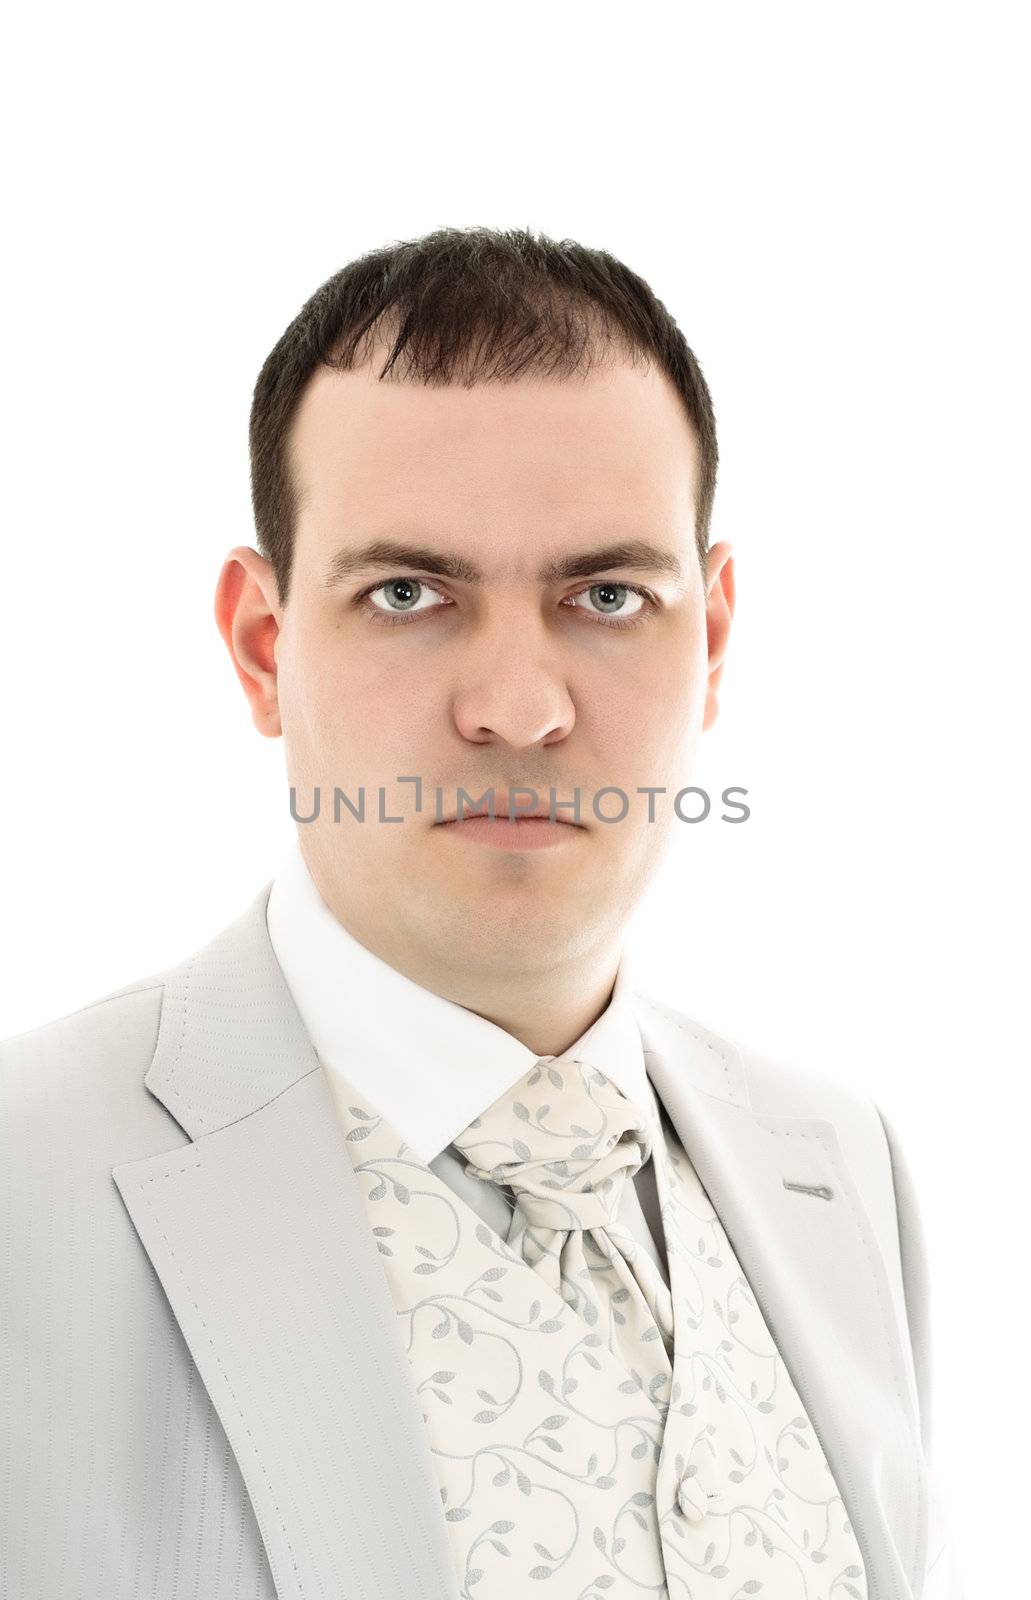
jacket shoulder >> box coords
[0,978,167,1118]
[0,880,275,1077]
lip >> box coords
[439,802,577,822]
[436,815,581,850]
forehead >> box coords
[286,356,700,573]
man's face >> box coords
[229,351,732,985]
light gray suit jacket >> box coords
[1,882,959,1599]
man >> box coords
[0,227,959,1598]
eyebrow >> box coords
[323,538,687,589]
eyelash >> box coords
[355,578,657,631]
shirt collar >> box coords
[265,838,652,1163]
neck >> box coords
[310,884,624,1060]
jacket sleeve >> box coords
[874,1103,964,1600]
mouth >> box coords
[435,809,583,850]
[438,805,579,824]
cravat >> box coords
[451,1055,677,1393]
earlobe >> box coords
[213,547,283,739]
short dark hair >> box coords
[249,225,718,608]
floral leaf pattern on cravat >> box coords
[333,1067,868,1599]
[451,1058,677,1395]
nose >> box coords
[450,618,576,747]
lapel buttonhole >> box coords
[783,1178,834,1201]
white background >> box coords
[3,4,1028,1591]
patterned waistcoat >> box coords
[334,1069,869,1600]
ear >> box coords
[213,546,283,738]
[702,541,735,732]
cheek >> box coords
[289,647,444,788]
[591,639,706,756]
[647,625,710,742]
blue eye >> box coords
[358,577,655,630]
[566,582,648,626]
[364,577,448,620]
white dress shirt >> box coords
[265,838,671,1287]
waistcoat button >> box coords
[676,1472,708,1522]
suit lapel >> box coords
[112,884,925,1600]
[634,994,927,1599]
[111,886,462,1600]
